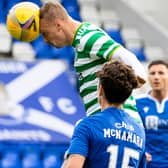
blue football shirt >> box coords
[67,107,146,168]
[136,94,168,168]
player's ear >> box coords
[98,83,103,97]
[98,83,104,107]
[55,19,62,32]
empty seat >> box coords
[43,152,62,168]
[144,46,166,61]
[0,24,12,54]
[12,42,35,61]
[121,27,141,42]
[99,9,120,23]
[101,10,123,44]
[80,5,99,22]
[22,151,41,168]
[78,0,97,7]
[121,28,146,61]
[0,150,21,168]
[42,144,69,168]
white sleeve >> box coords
[112,47,147,81]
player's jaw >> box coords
[44,38,64,48]
[151,82,162,91]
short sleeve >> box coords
[67,119,90,157]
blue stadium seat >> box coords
[0,150,21,168]
[43,152,62,168]
[105,29,124,45]
[42,144,69,168]
[22,151,42,168]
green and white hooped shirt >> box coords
[72,22,142,124]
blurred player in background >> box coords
[61,60,146,168]
[40,1,146,123]
[136,60,168,168]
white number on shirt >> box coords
[107,145,140,168]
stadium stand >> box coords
[22,150,42,168]
[0,150,21,168]
[121,27,146,61]
[0,24,12,55]
[0,143,68,168]
[102,10,124,45]
[12,42,35,61]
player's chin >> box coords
[54,45,62,48]
[50,42,63,48]
[153,87,161,91]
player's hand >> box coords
[136,75,146,88]
[145,152,152,163]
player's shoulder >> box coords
[75,114,97,127]
[78,112,103,125]
[136,93,157,108]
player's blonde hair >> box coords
[40,1,69,21]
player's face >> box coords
[40,18,67,48]
[149,64,168,92]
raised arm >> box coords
[111,46,147,87]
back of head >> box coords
[97,60,138,104]
[40,1,69,21]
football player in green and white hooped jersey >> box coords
[40,2,147,124]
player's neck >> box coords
[101,102,122,111]
[150,90,168,102]
[68,17,81,45]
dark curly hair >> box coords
[97,60,138,104]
